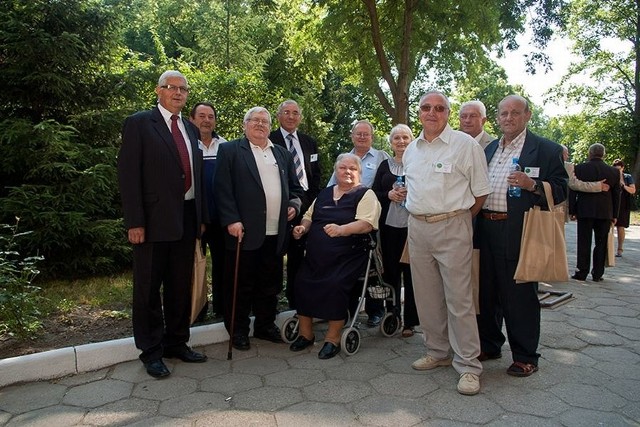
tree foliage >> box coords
[553,0,640,180]
[313,0,565,125]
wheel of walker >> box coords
[280,316,299,343]
[341,327,361,356]
[380,312,401,337]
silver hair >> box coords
[350,120,375,135]
[389,124,414,141]
[460,100,487,118]
[418,91,451,109]
[157,70,188,86]
[589,143,606,159]
[243,106,272,126]
[277,100,302,115]
[334,153,362,175]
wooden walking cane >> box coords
[227,237,242,360]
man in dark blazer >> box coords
[569,143,620,281]
[118,70,209,378]
[476,95,568,378]
[269,100,322,309]
[215,106,303,351]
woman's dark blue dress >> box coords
[294,185,370,320]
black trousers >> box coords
[132,200,197,363]
[284,231,306,310]
[576,217,611,279]
[476,217,540,365]
[198,221,226,318]
[380,224,419,327]
[223,236,282,338]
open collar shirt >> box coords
[403,124,491,215]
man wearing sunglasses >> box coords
[403,91,491,396]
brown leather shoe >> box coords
[478,351,502,362]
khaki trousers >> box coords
[408,211,482,375]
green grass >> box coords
[39,272,133,317]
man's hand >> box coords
[227,222,244,242]
[287,207,297,221]
[600,179,610,192]
[128,227,145,244]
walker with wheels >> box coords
[280,234,401,356]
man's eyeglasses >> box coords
[281,111,300,117]
[354,133,372,138]
[160,84,190,93]
[420,104,448,113]
[248,118,270,126]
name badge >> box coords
[365,162,375,170]
[524,167,540,178]
[434,162,452,173]
[310,154,318,162]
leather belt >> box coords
[411,209,468,224]
[482,211,508,221]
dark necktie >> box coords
[287,133,304,182]
[170,114,192,193]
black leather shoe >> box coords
[478,351,502,362]
[289,335,315,352]
[318,342,341,360]
[144,359,170,378]
[571,274,587,281]
[366,315,382,327]
[232,335,250,351]
[163,347,207,363]
[592,276,604,282]
[253,326,284,343]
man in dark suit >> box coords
[476,94,567,378]
[569,143,620,281]
[269,100,322,309]
[118,70,209,378]
[215,107,303,351]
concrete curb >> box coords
[0,310,295,388]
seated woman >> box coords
[290,153,381,359]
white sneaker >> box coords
[457,372,480,395]
[411,355,453,371]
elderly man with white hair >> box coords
[459,100,495,149]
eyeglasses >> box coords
[160,84,190,93]
[420,104,448,113]
[354,133,372,138]
[248,118,270,126]
[281,111,300,117]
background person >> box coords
[269,100,322,309]
[612,159,636,257]
[214,107,303,351]
[569,143,621,281]
[290,153,381,359]
[371,124,419,337]
[189,102,227,322]
[118,70,208,378]
[458,100,495,148]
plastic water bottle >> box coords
[394,176,406,207]
[508,157,521,198]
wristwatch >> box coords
[530,182,539,192]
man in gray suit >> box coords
[215,107,303,351]
[118,70,208,378]
[459,100,494,149]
